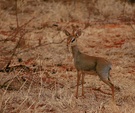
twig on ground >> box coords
[129,23,135,33]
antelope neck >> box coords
[71,45,81,58]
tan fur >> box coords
[64,29,114,101]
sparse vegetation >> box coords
[0,0,135,113]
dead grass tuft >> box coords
[0,0,135,113]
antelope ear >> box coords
[64,30,71,36]
[75,30,81,37]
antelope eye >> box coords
[71,38,75,42]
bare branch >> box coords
[3,17,35,42]
[5,31,27,70]
[16,31,67,55]
[15,0,19,28]
[4,2,34,69]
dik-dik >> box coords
[64,29,114,101]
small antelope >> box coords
[64,29,114,101]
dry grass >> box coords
[0,0,135,113]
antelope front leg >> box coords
[76,70,81,98]
[81,72,85,97]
